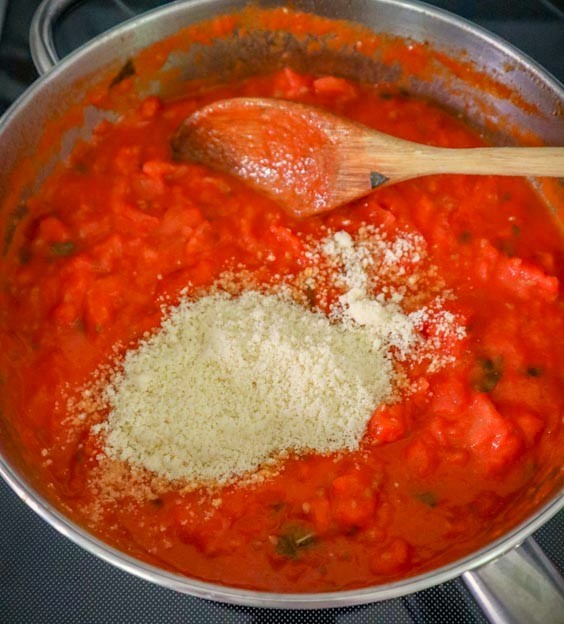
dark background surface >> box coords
[1,0,564,113]
[0,1,563,622]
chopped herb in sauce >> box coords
[74,161,89,174]
[276,527,315,558]
[19,247,31,265]
[473,358,503,393]
[415,491,437,508]
[51,241,76,256]
[3,203,28,256]
[110,59,136,87]
[496,239,515,257]
[526,366,543,377]
[458,231,472,244]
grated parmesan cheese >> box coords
[322,230,422,358]
[94,291,394,484]
[88,228,466,490]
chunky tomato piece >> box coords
[428,376,470,416]
[305,497,332,534]
[331,471,377,525]
[512,409,545,447]
[313,76,358,101]
[475,239,558,302]
[274,67,313,99]
[465,394,524,472]
[367,404,406,444]
[405,438,439,477]
[370,538,412,575]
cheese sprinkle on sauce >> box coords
[91,230,464,487]
[94,291,393,484]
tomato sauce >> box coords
[1,65,563,592]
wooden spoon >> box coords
[171,97,564,218]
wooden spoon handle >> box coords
[385,146,564,179]
[423,146,564,177]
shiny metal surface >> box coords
[0,0,562,610]
[30,0,76,74]
[462,538,564,624]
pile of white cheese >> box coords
[90,229,465,486]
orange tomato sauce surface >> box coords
[1,66,563,592]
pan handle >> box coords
[30,0,138,75]
[462,537,564,624]
[30,0,75,75]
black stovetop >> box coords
[0,2,562,623]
